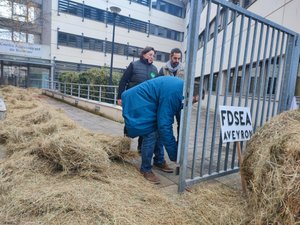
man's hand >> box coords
[117,99,122,106]
[192,95,199,104]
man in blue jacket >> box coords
[121,76,184,184]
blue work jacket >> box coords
[121,76,183,154]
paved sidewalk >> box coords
[43,96,242,192]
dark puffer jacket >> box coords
[117,59,158,99]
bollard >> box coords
[0,98,7,120]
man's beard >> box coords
[171,62,179,68]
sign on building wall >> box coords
[0,40,50,59]
[219,106,253,143]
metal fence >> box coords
[49,81,119,105]
[178,0,300,192]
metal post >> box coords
[50,57,56,90]
[109,6,121,86]
[109,14,116,86]
[178,0,202,193]
[132,49,136,62]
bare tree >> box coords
[0,0,48,44]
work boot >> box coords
[141,171,160,184]
[153,161,173,173]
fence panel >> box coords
[178,0,300,192]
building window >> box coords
[152,0,184,18]
[27,33,40,44]
[131,0,151,7]
[13,2,27,22]
[57,31,169,62]
[58,0,183,42]
[149,23,183,41]
[0,28,11,40]
[58,32,68,46]
[0,0,12,19]
[13,31,26,42]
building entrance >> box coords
[0,60,50,89]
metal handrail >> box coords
[47,81,119,105]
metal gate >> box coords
[178,0,300,192]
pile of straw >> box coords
[0,86,248,224]
[242,109,300,224]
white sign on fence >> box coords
[219,106,253,143]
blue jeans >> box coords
[154,112,181,163]
[140,131,164,173]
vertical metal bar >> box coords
[231,14,245,106]
[213,7,229,173]
[64,82,66,94]
[266,30,280,121]
[238,17,252,106]
[278,35,300,112]
[254,24,270,131]
[147,20,150,37]
[81,33,84,53]
[277,35,291,113]
[230,14,245,170]
[87,85,90,100]
[99,86,102,102]
[128,15,131,33]
[286,35,300,109]
[71,83,73,96]
[245,19,258,107]
[78,84,81,98]
[82,1,85,22]
[114,87,117,105]
[272,33,286,116]
[260,27,275,126]
[50,58,56,90]
[191,0,211,179]
[57,28,60,49]
[206,4,221,174]
[178,0,202,193]
[230,142,237,169]
[109,13,117,86]
[222,10,237,171]
[237,16,252,164]
[250,23,264,117]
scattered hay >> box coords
[20,106,52,125]
[0,86,249,225]
[183,182,247,225]
[242,109,300,224]
[89,133,137,160]
[33,130,110,178]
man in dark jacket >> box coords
[121,76,184,184]
[117,47,158,152]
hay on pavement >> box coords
[0,85,249,225]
